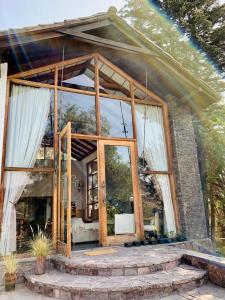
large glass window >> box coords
[135,103,176,236]
[5,85,53,168]
[58,91,96,135]
[105,145,135,236]
[100,97,133,138]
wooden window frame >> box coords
[0,52,180,247]
[86,158,98,220]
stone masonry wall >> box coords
[167,96,208,240]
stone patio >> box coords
[1,244,225,299]
[1,283,225,300]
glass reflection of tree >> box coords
[59,104,110,135]
[105,146,133,235]
[139,157,165,235]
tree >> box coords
[194,103,225,240]
[121,0,225,92]
[121,0,225,240]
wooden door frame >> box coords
[98,139,143,246]
[57,122,72,257]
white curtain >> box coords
[136,104,176,233]
[0,63,8,184]
[0,85,51,255]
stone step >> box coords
[52,245,183,276]
[24,265,207,300]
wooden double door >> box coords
[57,123,142,257]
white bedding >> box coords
[71,217,99,244]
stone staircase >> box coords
[24,245,208,299]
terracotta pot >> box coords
[5,272,16,291]
[35,256,46,275]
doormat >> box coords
[84,248,117,256]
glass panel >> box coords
[135,104,168,172]
[139,173,164,237]
[100,97,133,138]
[98,61,130,97]
[86,156,98,222]
[34,95,54,168]
[139,173,176,237]
[59,58,95,92]
[14,172,53,253]
[59,133,68,245]
[58,91,96,134]
[6,86,54,168]
[105,145,135,236]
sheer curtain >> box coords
[0,85,51,255]
[0,63,8,184]
[136,104,176,233]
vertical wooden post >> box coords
[53,67,58,247]
[130,82,144,240]
[0,79,10,230]
[95,54,100,136]
[66,122,72,257]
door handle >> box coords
[101,181,106,206]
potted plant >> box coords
[30,230,52,275]
[3,254,17,291]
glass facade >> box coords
[1,54,175,254]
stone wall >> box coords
[167,96,208,240]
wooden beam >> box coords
[71,140,92,154]
[0,80,10,229]
[70,133,136,142]
[57,30,151,55]
[4,167,54,172]
[0,32,63,49]
[72,138,96,151]
[71,148,84,160]
[26,60,90,83]
[8,53,97,79]
[131,82,144,240]
[95,54,100,135]
[66,20,112,33]
[52,66,58,248]
[99,92,131,102]
[10,78,96,97]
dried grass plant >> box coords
[3,254,17,274]
[30,225,53,257]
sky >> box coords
[0,0,126,30]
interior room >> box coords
[70,138,99,250]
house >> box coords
[0,7,217,256]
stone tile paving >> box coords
[0,283,225,300]
[54,245,184,268]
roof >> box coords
[0,6,219,109]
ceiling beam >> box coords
[57,30,155,56]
